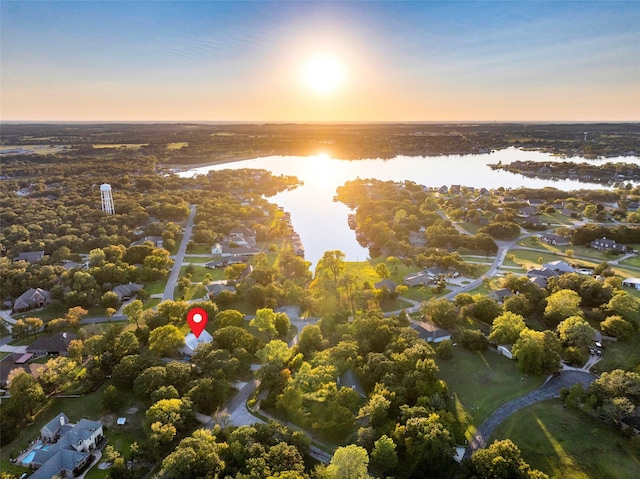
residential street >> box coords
[163,204,197,301]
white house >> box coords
[622,278,640,290]
[179,330,213,356]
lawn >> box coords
[92,143,147,149]
[186,244,212,254]
[436,348,543,441]
[184,255,215,264]
[461,255,495,265]
[380,298,413,313]
[458,222,483,235]
[145,279,168,295]
[166,142,189,150]
[509,249,598,270]
[489,399,640,479]
[401,286,445,303]
[179,265,225,283]
[593,330,640,373]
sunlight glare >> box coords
[302,55,345,96]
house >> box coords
[527,267,557,280]
[519,206,539,217]
[539,233,569,246]
[27,413,103,479]
[0,352,43,387]
[409,230,427,247]
[179,329,213,356]
[488,288,513,303]
[130,236,164,249]
[16,251,45,263]
[374,279,398,292]
[528,199,544,207]
[411,321,451,343]
[622,278,640,290]
[497,344,514,360]
[204,282,236,299]
[61,260,88,270]
[590,237,627,253]
[403,271,434,287]
[111,283,143,301]
[438,185,449,194]
[543,260,575,274]
[13,288,52,312]
[529,276,547,288]
[27,332,78,356]
[337,369,366,398]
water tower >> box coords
[100,183,115,215]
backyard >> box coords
[436,348,544,441]
[489,400,640,479]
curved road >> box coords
[464,370,596,459]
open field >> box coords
[92,143,148,149]
[489,399,640,479]
[166,142,189,150]
[436,348,543,441]
[187,244,212,255]
[144,279,168,295]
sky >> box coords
[1,1,638,122]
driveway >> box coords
[465,370,596,458]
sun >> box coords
[301,55,345,96]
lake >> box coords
[180,148,640,267]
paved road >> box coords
[163,205,197,301]
[465,370,596,459]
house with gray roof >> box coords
[590,237,627,253]
[411,321,451,343]
[204,282,236,299]
[16,251,45,263]
[27,332,77,356]
[112,283,143,301]
[488,288,513,303]
[539,233,569,246]
[27,413,103,479]
[13,288,52,312]
[374,279,398,292]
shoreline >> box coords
[163,154,273,170]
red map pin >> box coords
[187,307,208,338]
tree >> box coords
[11,317,43,339]
[512,328,561,375]
[607,292,640,325]
[326,445,369,479]
[160,429,225,479]
[149,324,184,357]
[375,263,390,280]
[38,356,77,394]
[101,291,120,310]
[489,312,526,344]
[600,315,634,340]
[114,331,139,358]
[557,316,596,349]
[468,295,503,324]
[145,397,193,434]
[214,309,245,328]
[103,384,125,412]
[370,435,398,476]
[274,311,291,337]
[67,339,84,363]
[8,372,45,416]
[544,289,582,325]
[461,439,549,479]
[250,307,278,338]
[460,329,488,352]
[105,307,117,322]
[436,339,454,360]
[421,299,459,329]
[122,299,143,330]
[157,300,190,323]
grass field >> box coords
[436,348,543,441]
[489,400,640,479]
[593,330,640,372]
[179,265,225,283]
[187,244,212,254]
[166,142,189,150]
[144,279,168,295]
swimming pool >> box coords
[22,451,36,464]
